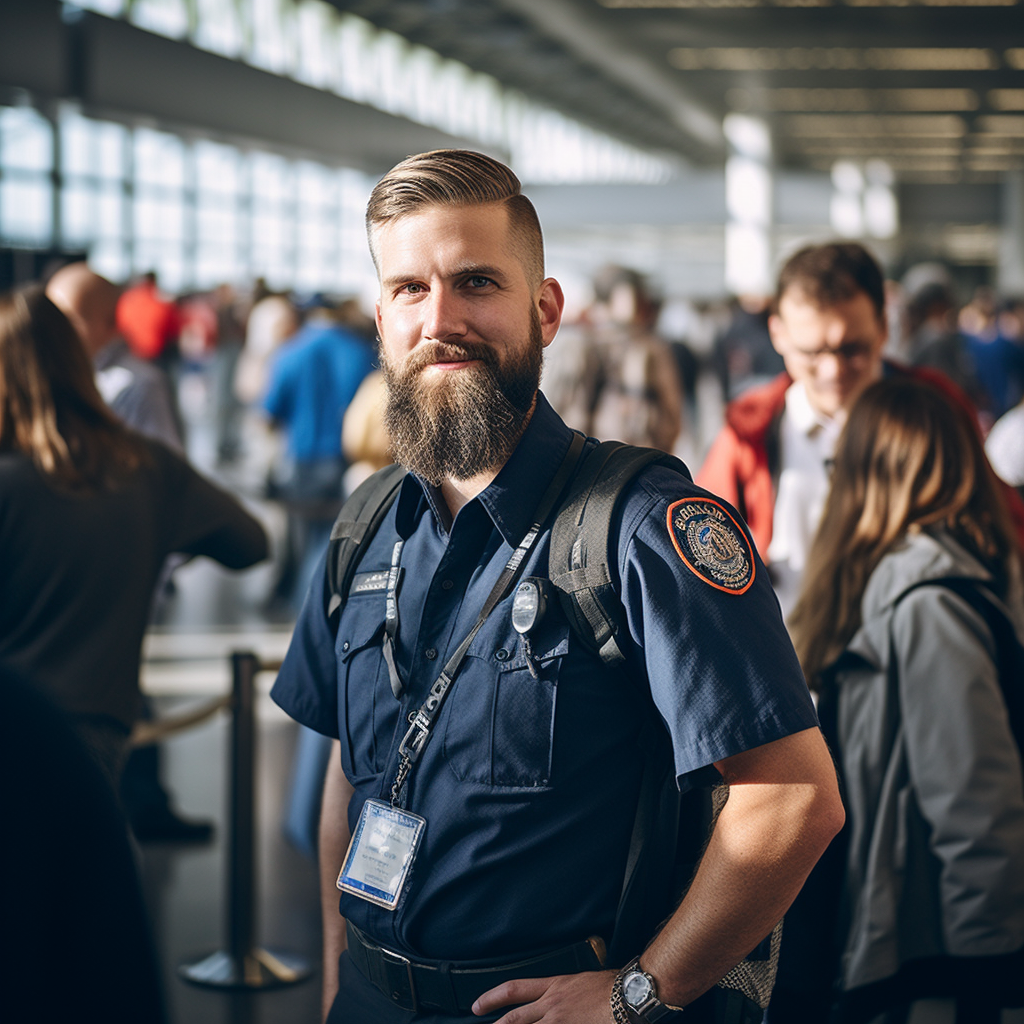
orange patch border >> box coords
[666,497,756,596]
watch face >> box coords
[623,970,654,1008]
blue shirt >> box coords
[262,320,375,462]
[271,393,818,962]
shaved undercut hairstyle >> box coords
[775,241,886,322]
[366,149,545,289]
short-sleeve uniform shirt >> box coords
[272,393,818,963]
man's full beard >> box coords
[380,313,543,486]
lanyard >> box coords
[388,431,586,807]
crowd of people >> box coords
[1,147,1023,1024]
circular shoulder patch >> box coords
[666,498,755,594]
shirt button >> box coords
[425,648,438,660]
[441,579,454,591]
[341,641,350,652]
[495,648,510,662]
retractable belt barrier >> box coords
[177,651,313,990]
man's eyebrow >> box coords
[381,265,508,291]
[452,263,506,280]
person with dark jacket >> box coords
[0,285,268,789]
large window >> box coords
[69,0,669,185]
[60,109,130,281]
[0,107,54,247]
[0,104,376,296]
[133,127,188,290]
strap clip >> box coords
[399,710,432,763]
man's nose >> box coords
[423,288,467,341]
[814,350,843,380]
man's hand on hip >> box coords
[472,970,618,1023]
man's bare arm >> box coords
[474,725,844,1022]
[643,724,844,1007]
[319,740,354,1023]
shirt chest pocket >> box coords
[337,598,401,778]
[440,618,570,789]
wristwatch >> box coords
[615,958,686,1022]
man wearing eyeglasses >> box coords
[698,242,889,617]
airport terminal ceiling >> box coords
[338,0,1024,184]
[1,0,1022,292]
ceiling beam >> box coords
[497,0,725,159]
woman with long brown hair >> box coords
[789,376,1024,1024]
[0,285,267,787]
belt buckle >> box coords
[379,945,418,1012]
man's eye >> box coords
[466,276,494,289]
[401,283,425,295]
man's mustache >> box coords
[401,341,498,376]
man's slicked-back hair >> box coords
[366,149,544,288]
[775,241,886,322]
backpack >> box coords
[324,440,776,1023]
[898,576,1024,755]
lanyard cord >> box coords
[389,431,586,808]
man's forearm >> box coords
[640,728,844,1008]
[319,740,354,1023]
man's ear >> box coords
[768,313,787,356]
[537,278,564,348]
[374,300,383,338]
[872,313,889,354]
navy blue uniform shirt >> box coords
[272,393,818,963]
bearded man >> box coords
[271,150,843,1024]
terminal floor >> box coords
[139,694,322,1024]
[139,456,324,1023]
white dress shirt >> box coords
[767,381,844,620]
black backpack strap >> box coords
[897,575,1024,754]
[549,440,690,666]
[324,463,407,626]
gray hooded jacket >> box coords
[828,527,1024,992]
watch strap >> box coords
[612,957,685,1023]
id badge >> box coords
[337,799,426,911]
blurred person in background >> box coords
[987,394,1024,500]
[235,289,300,408]
[543,264,684,453]
[211,282,247,464]
[698,242,890,617]
[117,270,181,376]
[47,262,183,452]
[786,376,1024,1024]
[46,262,213,842]
[907,280,992,425]
[965,296,1024,424]
[233,288,299,484]
[341,369,391,492]
[0,285,268,792]
[712,293,785,402]
[3,667,167,1024]
[262,293,375,607]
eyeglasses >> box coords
[788,341,875,367]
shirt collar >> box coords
[784,380,835,438]
[394,391,576,546]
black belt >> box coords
[346,923,607,1014]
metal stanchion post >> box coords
[180,651,312,990]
